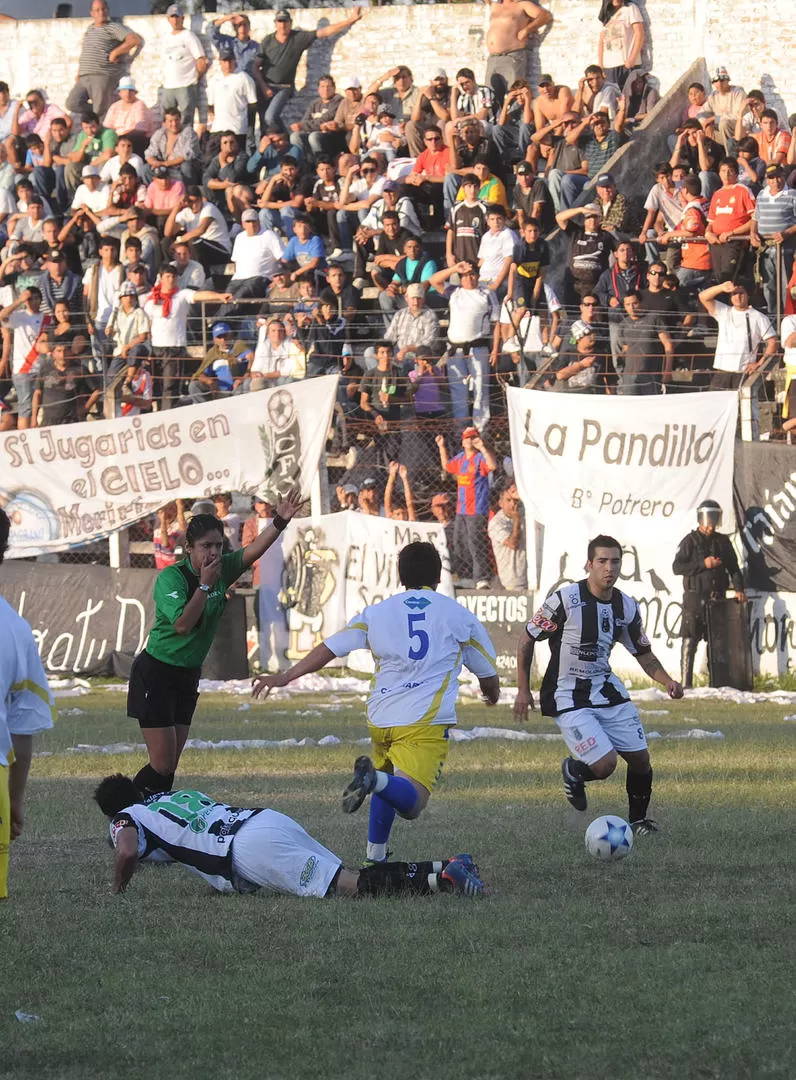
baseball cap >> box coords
[274,8,292,20]
[571,320,593,342]
[166,3,183,15]
[377,106,395,119]
[516,162,532,176]
[538,73,554,86]
[218,44,235,61]
[341,343,353,357]
[382,179,399,192]
[117,76,136,91]
[343,76,361,90]
[341,483,358,496]
[583,202,602,217]
[211,321,233,338]
[431,492,452,506]
[595,172,615,186]
[241,208,260,222]
[432,68,447,80]
[81,165,99,178]
[462,426,479,439]
[190,499,217,516]
[711,66,729,81]
[153,166,169,179]
[766,164,785,178]
[119,281,138,297]
[360,477,378,490]
[405,283,425,299]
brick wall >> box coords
[0,1,793,123]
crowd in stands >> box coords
[1,0,795,583]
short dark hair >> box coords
[94,773,145,817]
[398,541,442,589]
[737,136,759,155]
[164,107,182,120]
[186,514,224,546]
[654,162,672,176]
[0,507,9,564]
[486,203,507,218]
[456,67,475,81]
[382,210,399,223]
[82,111,99,125]
[118,163,137,178]
[587,535,622,561]
[761,109,779,123]
[374,339,393,352]
[687,82,705,93]
[185,185,203,199]
[26,286,42,300]
[585,64,604,77]
[523,216,541,229]
[682,175,702,196]
[721,157,739,173]
[280,155,297,167]
[623,291,641,302]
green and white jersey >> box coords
[110,790,262,893]
[323,588,497,729]
[146,549,245,668]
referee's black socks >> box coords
[626,767,653,823]
[134,764,175,798]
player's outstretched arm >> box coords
[112,827,140,894]
[514,635,536,720]
[252,644,337,699]
[635,650,683,699]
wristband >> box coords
[272,513,289,532]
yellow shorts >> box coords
[368,722,452,794]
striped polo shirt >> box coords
[754,187,796,238]
[78,21,130,78]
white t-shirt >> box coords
[6,308,49,374]
[601,3,644,69]
[477,228,516,285]
[781,314,796,375]
[252,332,298,377]
[0,595,55,768]
[176,202,231,253]
[100,154,145,183]
[712,302,775,373]
[143,288,197,347]
[219,511,243,551]
[163,29,205,89]
[446,285,499,344]
[83,264,122,325]
[207,71,257,134]
[72,182,110,214]
[231,229,284,281]
[324,589,497,728]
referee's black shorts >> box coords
[127,651,202,729]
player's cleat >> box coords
[360,851,393,868]
[630,818,659,836]
[450,852,478,875]
[342,756,377,814]
[440,856,490,897]
[561,757,588,811]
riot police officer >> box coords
[672,500,745,688]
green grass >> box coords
[2,691,795,1080]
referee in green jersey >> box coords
[128,488,301,797]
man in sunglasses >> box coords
[404,126,451,226]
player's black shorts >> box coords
[127,651,202,729]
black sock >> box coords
[569,758,598,782]
[626,767,653,822]
[357,861,437,897]
[134,764,174,798]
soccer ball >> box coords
[584,815,634,861]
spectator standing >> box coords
[488,482,526,591]
[213,493,243,551]
[477,204,515,296]
[31,341,100,427]
[254,9,362,134]
[143,263,232,409]
[102,78,155,158]
[699,280,776,397]
[446,174,488,266]
[484,0,552,104]
[306,298,346,377]
[429,260,499,432]
[384,461,417,522]
[240,490,288,671]
[207,48,258,155]
[429,493,456,565]
[750,165,796,316]
[83,235,124,379]
[65,0,143,122]
[597,0,645,90]
[385,283,440,363]
[208,13,258,76]
[407,352,447,422]
[436,427,497,590]
[160,5,208,128]
[661,178,712,293]
[0,287,51,430]
[780,307,796,435]
[247,316,304,390]
[154,500,187,570]
[705,158,755,283]
[556,202,615,303]
[38,248,81,315]
[359,341,404,464]
[615,292,674,395]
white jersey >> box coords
[324,588,497,729]
[0,595,55,767]
[110,790,263,893]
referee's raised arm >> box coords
[239,486,302,571]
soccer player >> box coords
[513,535,683,835]
[252,541,500,863]
[0,508,56,899]
[95,774,489,897]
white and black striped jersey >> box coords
[526,580,652,717]
[110,790,263,893]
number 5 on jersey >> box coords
[407,613,430,659]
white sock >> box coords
[366,841,388,862]
[373,771,390,794]
[428,874,439,892]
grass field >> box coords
[3,688,795,1080]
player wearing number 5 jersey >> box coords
[253,542,500,864]
[514,535,683,836]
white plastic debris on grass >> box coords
[15,1011,41,1023]
[58,707,85,716]
[646,729,724,740]
[784,714,796,722]
[630,686,796,704]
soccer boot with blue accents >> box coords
[342,755,377,814]
[440,856,490,897]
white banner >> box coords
[258,511,453,672]
[0,377,339,558]
[508,389,739,673]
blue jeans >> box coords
[261,87,294,133]
[33,164,68,213]
[443,173,462,218]
[758,243,794,316]
[447,345,490,430]
[259,205,297,237]
[676,267,711,293]
[559,172,589,210]
[700,171,721,200]
[492,121,533,163]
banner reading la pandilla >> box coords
[0,377,338,558]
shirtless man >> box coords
[485,0,552,104]
[528,73,573,170]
